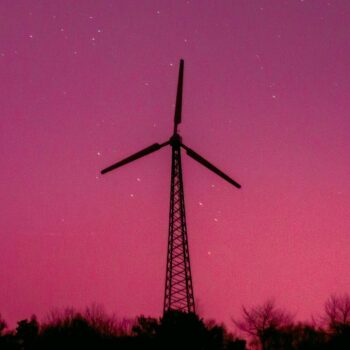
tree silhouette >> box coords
[132,315,158,338]
[16,316,39,350]
[292,323,327,350]
[233,299,293,350]
[39,306,123,349]
[158,311,246,350]
[324,294,350,330]
[157,311,207,349]
[323,294,350,350]
[0,314,7,335]
[205,319,246,350]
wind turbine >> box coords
[101,59,241,314]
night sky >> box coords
[1,1,350,328]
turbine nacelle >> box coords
[169,133,182,147]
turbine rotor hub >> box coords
[170,133,182,147]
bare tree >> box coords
[324,294,350,331]
[233,299,293,350]
[83,303,124,336]
[43,304,127,337]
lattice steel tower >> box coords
[101,59,241,315]
[164,132,195,313]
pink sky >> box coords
[1,0,349,328]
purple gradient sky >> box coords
[1,0,350,328]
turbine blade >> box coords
[174,59,184,132]
[181,144,241,189]
[101,142,168,174]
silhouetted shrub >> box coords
[16,316,39,350]
[156,310,207,349]
[38,306,123,349]
[205,319,246,350]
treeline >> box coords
[0,294,349,350]
[0,306,244,350]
